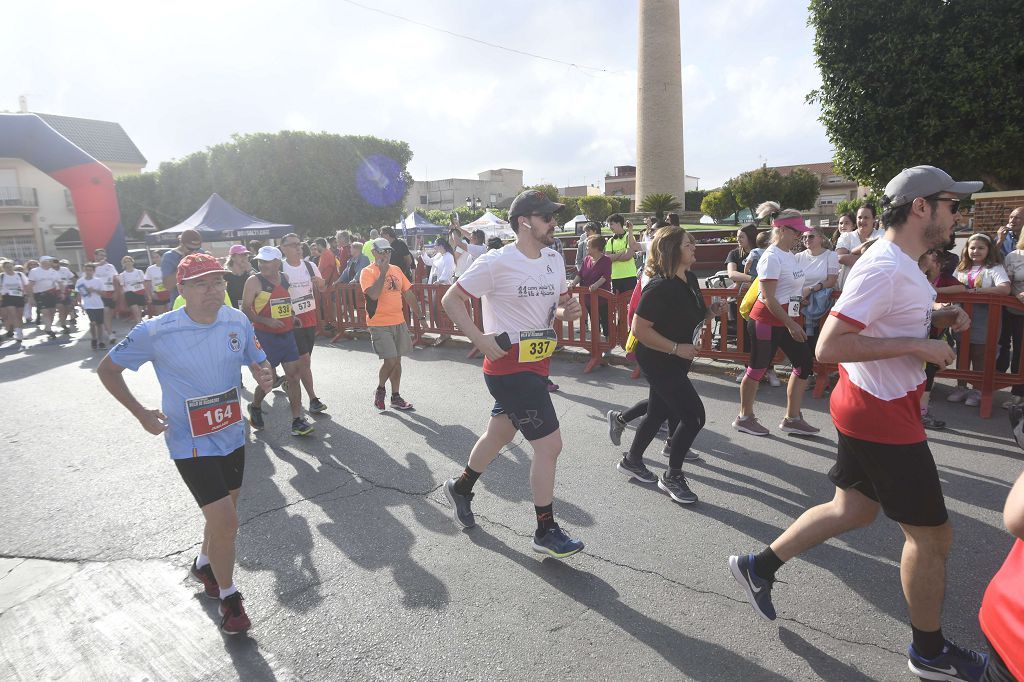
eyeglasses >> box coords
[529,213,556,223]
[183,277,227,292]
[934,198,960,214]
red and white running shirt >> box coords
[828,238,935,444]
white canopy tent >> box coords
[462,211,515,241]
[561,214,588,233]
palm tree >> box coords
[639,193,682,221]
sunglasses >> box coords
[529,213,555,223]
[934,198,961,214]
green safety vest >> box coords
[605,233,638,280]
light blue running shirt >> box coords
[108,306,266,459]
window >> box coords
[819,193,845,206]
[0,235,38,262]
[826,176,846,184]
[489,194,497,204]
[419,195,427,205]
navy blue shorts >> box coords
[255,329,299,367]
[484,371,559,441]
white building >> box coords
[404,168,524,213]
[0,113,146,263]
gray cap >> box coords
[371,237,392,252]
[882,165,983,209]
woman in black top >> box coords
[224,247,254,308]
[618,226,724,504]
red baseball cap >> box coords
[177,253,228,285]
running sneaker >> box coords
[606,410,626,446]
[545,380,559,393]
[532,525,584,559]
[97,341,106,349]
[658,471,698,504]
[189,559,218,599]
[46,330,57,339]
[964,390,981,407]
[1002,396,1024,410]
[661,444,702,462]
[218,592,251,635]
[291,417,314,436]
[728,553,777,621]
[390,394,414,411]
[616,457,658,484]
[272,375,285,389]
[922,411,946,429]
[906,640,987,682]
[766,369,782,387]
[309,398,328,414]
[946,387,970,403]
[248,404,264,429]
[732,415,769,436]
[443,478,475,528]
[374,386,386,411]
[779,415,820,435]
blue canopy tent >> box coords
[395,212,447,238]
[145,193,293,246]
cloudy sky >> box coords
[10,0,833,190]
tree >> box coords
[778,168,821,211]
[835,193,880,218]
[577,195,615,223]
[115,131,414,238]
[729,166,783,220]
[523,184,559,203]
[115,172,161,239]
[557,195,582,223]
[808,0,1024,190]
[639,192,682,221]
[700,189,739,224]
[684,189,710,212]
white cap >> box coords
[255,245,283,261]
[39,255,56,262]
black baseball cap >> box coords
[508,190,564,218]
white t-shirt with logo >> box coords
[75,276,105,309]
[144,264,166,293]
[55,266,75,290]
[94,262,118,295]
[828,238,936,445]
[28,266,61,294]
[118,268,146,293]
[1,272,28,297]
[456,244,567,376]
[795,249,840,288]
[281,259,321,322]
[756,245,806,305]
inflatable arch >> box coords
[0,113,126,265]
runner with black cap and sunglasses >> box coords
[440,189,585,558]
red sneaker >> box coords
[218,592,251,635]
[189,559,218,599]
[373,386,386,410]
[390,394,414,411]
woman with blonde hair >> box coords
[619,225,725,504]
[733,201,820,437]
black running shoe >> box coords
[616,457,658,484]
[291,416,314,436]
[907,639,987,681]
[658,471,698,504]
[309,398,328,414]
[248,404,264,429]
[444,478,475,528]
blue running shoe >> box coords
[728,553,777,621]
[907,640,987,682]
[532,525,584,559]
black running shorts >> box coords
[293,325,316,356]
[124,291,146,307]
[484,371,559,442]
[829,432,948,527]
[174,446,245,508]
[35,291,57,310]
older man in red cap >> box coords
[99,253,273,635]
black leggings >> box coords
[997,310,1024,397]
[629,348,705,469]
[745,318,814,380]
[620,399,680,435]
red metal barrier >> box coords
[322,282,1024,417]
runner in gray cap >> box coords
[729,165,989,681]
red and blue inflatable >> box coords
[0,113,126,265]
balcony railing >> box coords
[0,187,38,208]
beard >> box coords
[923,216,949,249]
[535,226,555,246]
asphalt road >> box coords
[0,324,1020,681]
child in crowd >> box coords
[918,249,965,428]
[75,263,107,350]
[743,230,771,276]
[948,234,1010,407]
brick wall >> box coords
[971,190,1024,232]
